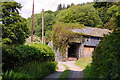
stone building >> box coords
[49,27,111,62]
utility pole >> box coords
[42,9,44,44]
[31,0,34,42]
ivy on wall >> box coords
[52,23,85,55]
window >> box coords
[86,38,90,42]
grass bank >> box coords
[3,61,57,78]
[75,57,92,69]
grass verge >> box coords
[75,57,92,69]
[58,64,71,80]
[3,61,57,78]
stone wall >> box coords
[79,42,84,58]
[54,48,63,62]
[48,41,63,62]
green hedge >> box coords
[2,43,55,71]
[29,43,55,61]
[84,29,120,79]
[2,45,19,71]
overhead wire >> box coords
[49,0,59,10]
[44,0,58,11]
[44,0,55,9]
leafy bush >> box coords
[2,43,55,71]
[29,43,55,61]
[2,45,19,71]
[3,61,57,78]
[84,29,120,79]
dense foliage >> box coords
[1,1,29,45]
[94,2,120,29]
[56,4,103,27]
[103,5,118,29]
[93,2,113,23]
[84,29,120,78]
[29,43,55,61]
[2,43,55,71]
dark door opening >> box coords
[68,43,80,60]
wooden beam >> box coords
[42,9,44,44]
[31,0,34,42]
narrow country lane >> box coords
[65,61,83,78]
[44,62,66,79]
[44,61,83,79]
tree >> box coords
[115,2,120,27]
[93,2,113,23]
[71,3,74,6]
[1,1,29,45]
[63,4,66,9]
[56,4,103,27]
[103,5,119,29]
[57,4,62,11]
[67,4,70,9]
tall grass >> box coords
[3,61,57,79]
[75,57,92,69]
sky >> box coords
[15,0,94,19]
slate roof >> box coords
[70,27,111,37]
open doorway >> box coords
[68,43,80,61]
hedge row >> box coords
[2,43,55,71]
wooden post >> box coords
[31,0,34,42]
[42,9,44,44]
